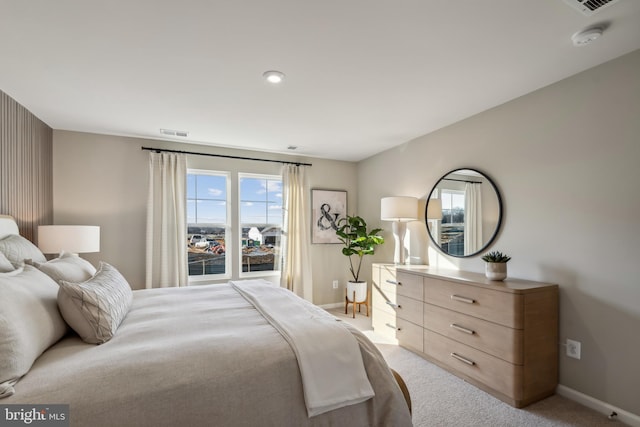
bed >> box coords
[0,215,412,427]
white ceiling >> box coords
[1,1,640,162]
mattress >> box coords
[4,282,412,427]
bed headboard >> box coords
[0,215,20,239]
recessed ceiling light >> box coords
[571,27,603,47]
[263,70,285,84]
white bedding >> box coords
[4,282,413,427]
[231,279,375,416]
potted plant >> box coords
[481,250,511,281]
[335,215,384,302]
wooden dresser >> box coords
[371,263,558,408]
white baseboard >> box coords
[318,302,343,309]
[557,385,640,427]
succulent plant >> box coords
[481,251,511,263]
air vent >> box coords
[563,0,620,16]
[160,128,189,138]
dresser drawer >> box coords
[397,317,423,353]
[372,280,398,310]
[394,271,424,301]
[424,277,523,328]
[396,295,423,326]
[423,303,523,364]
[372,309,399,342]
[376,294,423,325]
[424,330,522,400]
[372,310,423,352]
[371,285,397,308]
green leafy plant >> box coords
[335,215,384,283]
[481,251,511,263]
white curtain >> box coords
[145,152,188,288]
[280,164,313,301]
[464,183,483,255]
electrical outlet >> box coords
[566,339,581,359]
[332,280,339,289]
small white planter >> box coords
[485,262,507,281]
[346,281,367,302]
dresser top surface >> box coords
[374,263,557,293]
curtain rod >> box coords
[141,146,312,167]
[444,178,482,184]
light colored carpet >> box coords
[327,307,625,427]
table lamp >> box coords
[37,225,100,255]
[381,196,418,264]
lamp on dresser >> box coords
[381,196,418,265]
[37,225,101,256]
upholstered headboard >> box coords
[0,215,20,239]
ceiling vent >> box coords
[160,128,189,138]
[563,0,620,16]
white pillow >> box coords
[0,265,68,399]
[0,234,47,266]
[58,262,133,344]
[0,252,13,272]
[33,251,97,284]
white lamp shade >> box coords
[37,225,100,254]
[426,198,443,220]
[381,196,418,222]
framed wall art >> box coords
[311,189,347,244]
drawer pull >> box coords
[451,352,475,366]
[386,279,401,286]
[385,323,400,331]
[386,301,401,309]
[451,294,475,304]
[450,323,475,335]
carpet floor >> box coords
[327,307,626,427]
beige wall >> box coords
[358,49,640,415]
[49,48,640,416]
[52,132,358,304]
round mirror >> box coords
[425,168,503,258]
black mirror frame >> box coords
[425,167,503,258]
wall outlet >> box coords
[332,280,339,289]
[566,339,581,359]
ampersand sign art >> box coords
[311,189,347,244]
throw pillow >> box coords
[34,251,97,284]
[0,252,13,272]
[58,262,133,344]
[0,234,47,266]
[0,266,68,398]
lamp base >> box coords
[392,221,408,265]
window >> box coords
[239,174,282,276]
[440,189,465,256]
[186,170,283,281]
[187,171,230,279]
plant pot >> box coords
[485,262,507,281]
[346,281,367,302]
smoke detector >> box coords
[571,27,604,46]
[563,0,620,16]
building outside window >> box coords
[239,173,282,276]
[187,170,230,279]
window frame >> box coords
[439,188,465,257]
[187,169,232,283]
[238,172,283,279]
